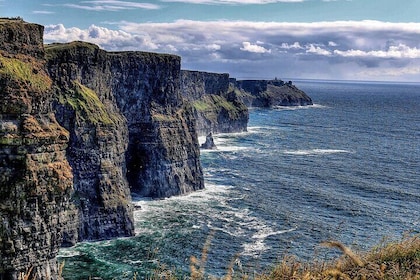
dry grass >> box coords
[173,234,418,280]
[142,234,419,280]
[255,234,420,280]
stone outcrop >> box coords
[233,79,313,107]
[45,42,135,245]
[181,70,248,136]
[0,19,73,280]
[200,133,217,150]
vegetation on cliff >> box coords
[192,94,244,120]
[57,81,120,125]
[0,55,51,92]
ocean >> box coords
[59,80,420,279]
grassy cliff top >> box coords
[45,41,100,52]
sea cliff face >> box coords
[45,42,205,246]
[1,19,204,279]
[0,19,73,279]
[45,42,135,245]
[234,79,313,107]
[181,70,248,136]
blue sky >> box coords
[2,0,420,82]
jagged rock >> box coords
[181,70,249,136]
[201,133,217,149]
[233,79,313,107]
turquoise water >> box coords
[59,80,420,279]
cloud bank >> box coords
[44,20,420,81]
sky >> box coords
[2,0,420,82]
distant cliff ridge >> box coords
[181,70,249,136]
[233,79,313,107]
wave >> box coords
[199,134,249,153]
[282,149,352,156]
[273,104,329,111]
[251,227,297,240]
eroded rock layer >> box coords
[0,19,73,280]
[45,42,135,244]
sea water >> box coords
[59,80,420,279]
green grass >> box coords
[192,94,243,120]
[0,56,51,92]
[44,41,100,60]
[58,81,120,125]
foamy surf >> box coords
[199,133,249,152]
[273,104,329,110]
[282,149,352,156]
[251,227,297,240]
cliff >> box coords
[45,42,205,246]
[234,79,313,107]
[181,70,248,136]
[0,19,73,279]
[45,42,135,245]
[1,19,204,279]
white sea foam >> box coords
[273,104,329,111]
[199,133,249,153]
[251,227,297,240]
[282,149,352,156]
[57,248,82,258]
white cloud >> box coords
[306,44,331,56]
[44,24,159,50]
[161,0,304,4]
[334,44,420,59]
[240,42,271,53]
[63,0,160,11]
[280,42,303,49]
[33,10,55,14]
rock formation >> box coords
[233,79,313,107]
[45,42,135,245]
[0,19,73,280]
[200,133,217,149]
[181,70,249,136]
